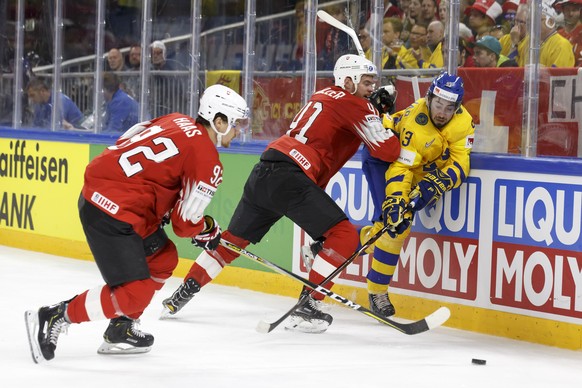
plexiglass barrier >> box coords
[0,0,580,158]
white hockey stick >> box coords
[316,10,364,57]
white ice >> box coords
[1,245,580,388]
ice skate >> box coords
[160,278,201,318]
[368,292,395,318]
[98,316,154,355]
[285,291,333,334]
[24,301,70,363]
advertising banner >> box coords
[292,159,582,326]
[0,138,88,241]
[394,68,582,157]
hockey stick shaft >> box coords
[316,10,364,57]
[258,224,392,333]
[220,239,450,335]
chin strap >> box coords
[210,122,234,148]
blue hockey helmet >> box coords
[427,72,464,109]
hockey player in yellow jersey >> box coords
[362,72,475,318]
[301,72,475,318]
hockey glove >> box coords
[409,170,453,211]
[161,212,171,227]
[369,84,397,115]
[382,196,412,238]
[192,215,222,251]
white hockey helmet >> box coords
[333,55,377,93]
[198,84,249,146]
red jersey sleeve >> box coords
[82,113,222,238]
[267,86,400,187]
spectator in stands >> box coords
[149,41,187,116]
[457,38,472,67]
[123,44,142,100]
[537,2,575,67]
[102,72,139,133]
[426,19,444,52]
[509,2,575,67]
[500,0,523,34]
[400,0,420,44]
[396,23,431,68]
[106,48,127,72]
[465,0,503,40]
[439,0,448,21]
[472,35,517,67]
[398,0,411,13]
[26,78,83,130]
[501,3,528,61]
[151,40,187,71]
[381,17,404,69]
[106,47,137,98]
[358,26,373,60]
[420,0,438,25]
[128,44,141,70]
[554,0,582,66]
[383,0,404,18]
[414,20,444,68]
[407,0,423,26]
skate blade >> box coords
[97,341,152,355]
[159,305,178,320]
[24,310,44,364]
[284,316,329,334]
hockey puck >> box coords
[471,358,486,365]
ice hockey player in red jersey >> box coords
[24,84,249,363]
[161,54,401,333]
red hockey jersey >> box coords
[82,113,223,238]
[268,86,400,188]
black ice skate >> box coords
[98,316,154,355]
[24,301,70,363]
[368,292,396,318]
[285,291,333,334]
[160,278,201,318]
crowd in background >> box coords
[309,0,581,71]
[1,0,581,133]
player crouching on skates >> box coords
[24,85,249,363]
[160,54,401,333]
[359,72,474,318]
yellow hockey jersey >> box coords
[382,98,475,201]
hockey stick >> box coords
[255,224,392,333]
[316,10,365,57]
[220,239,451,335]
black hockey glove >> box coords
[382,196,413,238]
[161,212,171,227]
[409,170,453,211]
[192,215,222,251]
[369,84,397,115]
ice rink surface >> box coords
[1,245,580,388]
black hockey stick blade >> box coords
[221,240,451,335]
[256,224,392,333]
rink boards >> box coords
[0,132,580,350]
